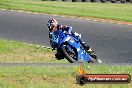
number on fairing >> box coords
[65,36,71,41]
[65,36,74,43]
[70,39,74,43]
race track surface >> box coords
[0,10,132,63]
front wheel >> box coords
[61,44,78,63]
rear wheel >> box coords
[62,44,78,63]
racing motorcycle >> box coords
[49,30,101,63]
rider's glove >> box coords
[49,32,52,39]
[74,32,81,39]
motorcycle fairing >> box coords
[58,32,90,62]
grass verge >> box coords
[0,39,68,63]
[0,39,132,87]
[0,0,132,22]
[0,65,132,88]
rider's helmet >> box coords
[47,19,58,32]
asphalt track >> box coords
[0,10,132,63]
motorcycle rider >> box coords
[47,18,97,60]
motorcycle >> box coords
[49,30,100,63]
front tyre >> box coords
[61,44,78,63]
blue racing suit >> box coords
[49,24,73,49]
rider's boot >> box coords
[55,52,64,60]
[55,48,65,60]
[79,40,90,50]
[89,51,97,60]
[80,41,97,60]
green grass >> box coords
[0,40,132,87]
[0,65,132,88]
[0,0,132,22]
[0,39,68,63]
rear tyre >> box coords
[62,44,78,63]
